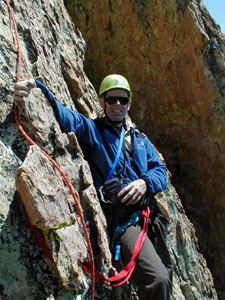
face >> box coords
[99,89,131,123]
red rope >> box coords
[83,206,150,287]
[6,1,95,298]
[18,192,55,264]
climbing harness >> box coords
[83,206,150,287]
[5,1,95,299]
[111,207,143,262]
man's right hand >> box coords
[14,79,36,105]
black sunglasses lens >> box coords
[106,96,129,105]
[105,97,116,104]
[119,97,129,105]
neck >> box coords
[105,115,123,128]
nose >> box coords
[114,99,121,105]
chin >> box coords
[111,115,125,122]
[112,118,123,122]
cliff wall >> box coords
[65,0,225,298]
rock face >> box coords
[64,0,225,298]
[0,0,223,300]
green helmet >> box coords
[99,74,132,99]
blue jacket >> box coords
[36,80,167,195]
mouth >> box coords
[112,109,122,113]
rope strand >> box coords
[6,1,95,298]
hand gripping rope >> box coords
[5,1,95,299]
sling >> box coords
[83,206,150,287]
[106,125,124,180]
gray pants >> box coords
[120,213,172,300]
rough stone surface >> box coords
[64,0,225,298]
[16,145,88,290]
[0,0,223,299]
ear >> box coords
[99,97,105,109]
[127,100,131,111]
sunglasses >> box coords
[104,96,130,105]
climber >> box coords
[14,74,172,300]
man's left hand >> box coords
[118,179,147,206]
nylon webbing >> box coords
[83,206,150,287]
[106,125,124,180]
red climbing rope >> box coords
[83,206,150,287]
[5,1,95,298]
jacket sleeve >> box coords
[35,80,99,146]
[140,137,167,194]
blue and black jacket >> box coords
[35,80,167,205]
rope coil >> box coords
[6,1,95,299]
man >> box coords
[14,74,172,300]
